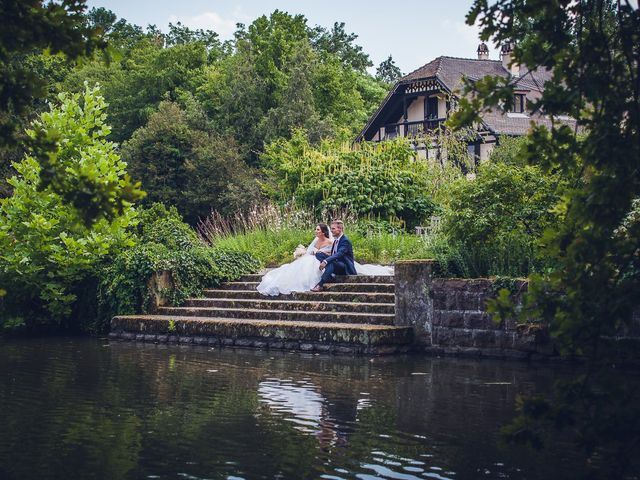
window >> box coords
[511,94,526,113]
[425,96,438,119]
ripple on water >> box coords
[0,337,591,480]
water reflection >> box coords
[0,337,599,480]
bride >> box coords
[257,223,392,296]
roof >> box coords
[357,55,564,140]
[400,56,551,94]
[481,110,576,136]
[401,56,508,92]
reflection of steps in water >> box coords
[110,274,413,354]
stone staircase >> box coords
[109,274,413,355]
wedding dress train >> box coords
[257,238,393,296]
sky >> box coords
[84,0,498,76]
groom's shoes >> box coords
[310,284,323,292]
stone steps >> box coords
[184,297,395,315]
[109,315,412,355]
[110,274,410,355]
[157,306,396,325]
[202,289,395,303]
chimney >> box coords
[477,42,489,60]
[500,43,520,77]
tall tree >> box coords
[120,101,261,224]
[451,1,640,476]
[0,85,139,327]
[0,0,103,146]
[311,22,372,72]
[376,55,402,84]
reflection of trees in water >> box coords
[0,339,586,480]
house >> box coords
[356,43,568,161]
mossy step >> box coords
[110,315,413,350]
[183,298,395,314]
[239,274,394,284]
[157,306,395,325]
[202,289,396,303]
[222,281,394,293]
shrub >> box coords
[261,131,461,228]
[0,86,138,331]
[95,204,260,331]
[442,161,562,277]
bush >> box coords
[0,86,138,331]
[442,160,562,277]
[95,204,260,331]
[261,131,460,228]
[120,101,262,224]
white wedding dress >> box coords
[257,237,393,296]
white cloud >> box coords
[168,8,250,39]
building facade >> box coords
[357,44,568,161]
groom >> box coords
[311,220,357,292]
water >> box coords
[0,337,583,480]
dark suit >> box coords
[315,234,357,286]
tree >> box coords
[451,1,640,476]
[64,41,210,143]
[260,44,334,143]
[0,85,138,328]
[311,22,373,72]
[0,0,104,146]
[86,7,146,50]
[376,55,402,84]
[120,101,261,224]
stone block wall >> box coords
[395,260,551,359]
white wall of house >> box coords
[480,142,494,161]
[407,96,424,122]
[437,96,447,118]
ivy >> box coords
[96,204,260,329]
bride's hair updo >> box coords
[317,223,330,238]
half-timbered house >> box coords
[357,44,568,161]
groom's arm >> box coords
[323,239,352,265]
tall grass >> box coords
[198,204,539,277]
[197,204,433,267]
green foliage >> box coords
[120,100,261,223]
[64,41,212,143]
[442,160,561,277]
[97,204,260,329]
[310,22,373,72]
[376,55,403,84]
[0,85,137,329]
[262,131,460,227]
[0,0,104,146]
[29,84,145,225]
[458,0,640,474]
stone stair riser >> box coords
[183,298,395,315]
[203,289,395,303]
[111,315,412,347]
[239,274,394,284]
[157,306,395,325]
[223,282,394,293]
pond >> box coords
[0,337,583,480]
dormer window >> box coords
[511,93,526,113]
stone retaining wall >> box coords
[395,260,551,359]
[107,331,410,355]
